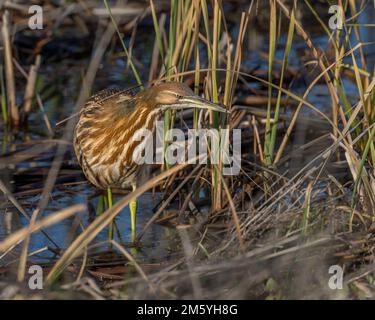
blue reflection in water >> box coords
[0,185,174,264]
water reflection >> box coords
[0,186,175,264]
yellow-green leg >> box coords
[129,184,137,242]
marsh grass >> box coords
[149,0,251,211]
[0,65,7,125]
[0,0,374,299]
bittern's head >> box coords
[139,82,227,113]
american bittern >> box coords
[73,82,226,239]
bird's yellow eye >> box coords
[176,94,183,99]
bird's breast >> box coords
[74,106,160,189]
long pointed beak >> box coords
[162,96,229,113]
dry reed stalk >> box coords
[10,55,53,134]
[0,204,85,253]
[22,55,41,124]
[238,96,298,107]
[221,174,244,248]
[17,204,42,281]
[1,9,18,127]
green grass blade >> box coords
[103,0,143,88]
[270,1,295,164]
[264,0,277,165]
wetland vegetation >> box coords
[0,0,374,299]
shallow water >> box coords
[0,177,178,259]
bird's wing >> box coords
[87,86,143,115]
[87,84,142,105]
[87,88,123,105]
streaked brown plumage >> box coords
[73,82,225,191]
